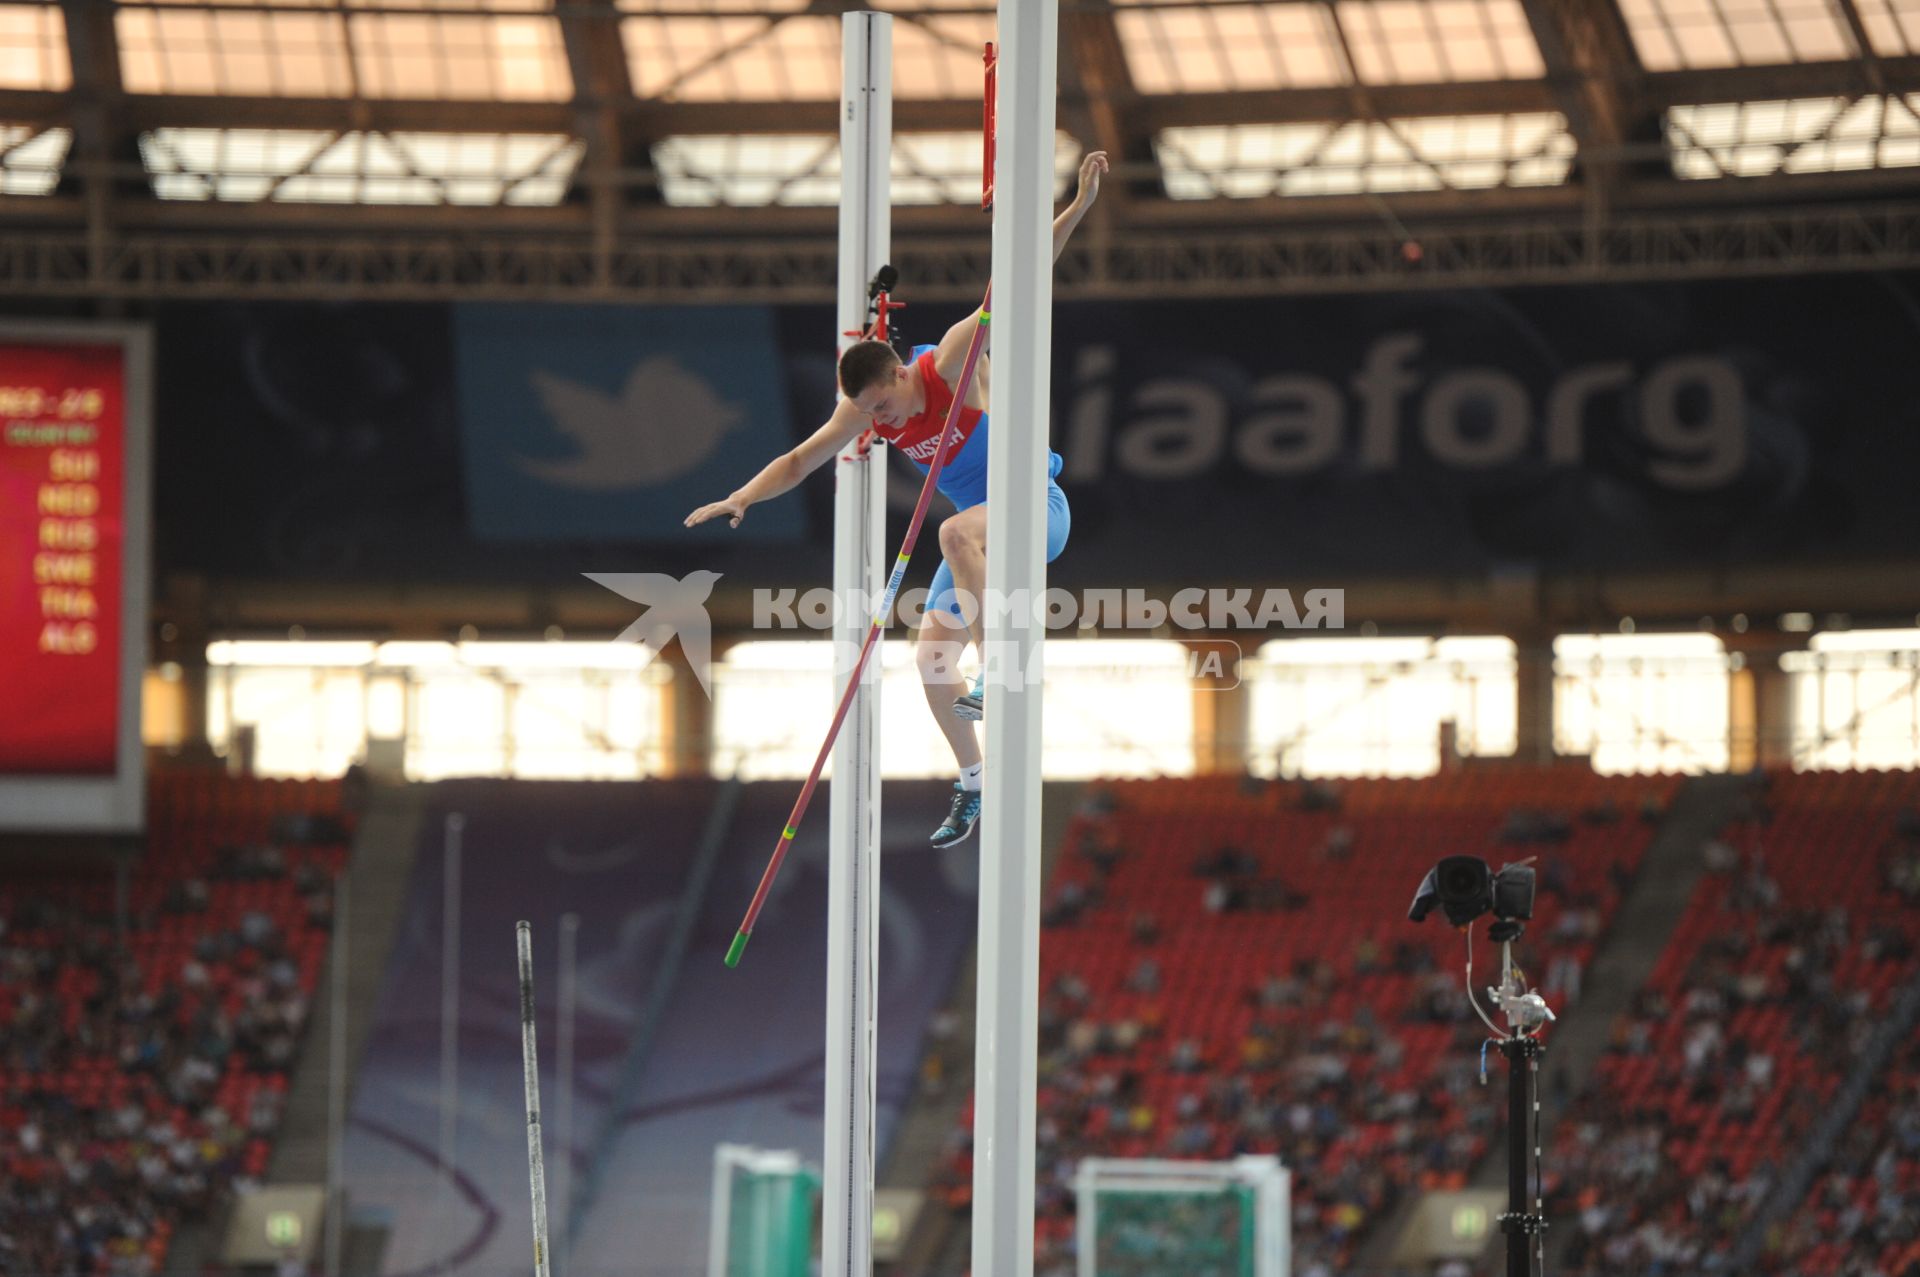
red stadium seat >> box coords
[942,768,1682,1271]
[0,774,353,1273]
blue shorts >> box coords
[927,480,1071,620]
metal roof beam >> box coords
[1517,0,1641,212]
[1832,0,1890,97]
[1061,0,1159,210]
[557,0,643,281]
[1647,55,1920,102]
[2,59,1912,145]
[0,60,1913,177]
[58,1,127,277]
[4,199,1918,302]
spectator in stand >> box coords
[0,804,342,1277]
[1126,957,1162,995]
[1554,831,1920,1277]
[1043,879,1093,927]
[1193,843,1258,880]
[1318,825,1354,862]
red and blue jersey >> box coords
[868,344,1063,511]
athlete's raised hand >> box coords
[685,496,747,529]
[1075,150,1109,208]
[1053,151,1109,263]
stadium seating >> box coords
[936,766,1681,1275]
[1554,767,1920,1276]
[1776,1032,1920,1277]
[0,774,350,1276]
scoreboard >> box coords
[0,325,150,832]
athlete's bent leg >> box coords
[953,483,1070,722]
[936,504,990,654]
[916,600,981,770]
[917,600,984,847]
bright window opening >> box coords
[116,0,570,99]
[1668,97,1920,179]
[1858,0,1920,56]
[1785,629,1920,771]
[1115,0,1347,94]
[1335,0,1544,83]
[1248,636,1517,777]
[1157,113,1574,199]
[712,638,1195,780]
[142,128,584,204]
[712,640,957,781]
[1619,0,1851,71]
[619,4,991,103]
[0,125,71,196]
[0,3,70,91]
[205,640,667,780]
[1555,633,1730,775]
[653,131,1078,206]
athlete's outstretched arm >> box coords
[930,149,1110,382]
[685,398,868,528]
[1052,149,1108,264]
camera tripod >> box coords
[1472,920,1552,1277]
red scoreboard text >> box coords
[0,343,126,775]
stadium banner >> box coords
[1029,277,1920,580]
[149,273,1920,582]
[452,302,804,543]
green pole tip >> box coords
[725,931,750,968]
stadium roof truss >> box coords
[1,0,1919,300]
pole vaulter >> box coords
[687,172,1108,967]
[716,282,992,968]
[676,15,1084,1273]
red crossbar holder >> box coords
[843,289,904,345]
[982,42,997,213]
[844,291,904,458]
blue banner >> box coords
[146,274,1920,584]
[453,303,802,542]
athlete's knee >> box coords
[936,517,976,561]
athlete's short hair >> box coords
[838,340,902,400]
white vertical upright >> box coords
[438,810,464,1275]
[324,873,348,1277]
[553,912,579,1277]
[706,1146,736,1277]
[976,0,1056,1272]
[826,13,890,1277]
[515,922,553,1277]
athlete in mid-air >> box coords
[686,150,1109,847]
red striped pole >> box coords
[727,284,993,968]
[982,43,997,213]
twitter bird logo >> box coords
[585,569,724,694]
[519,358,744,490]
